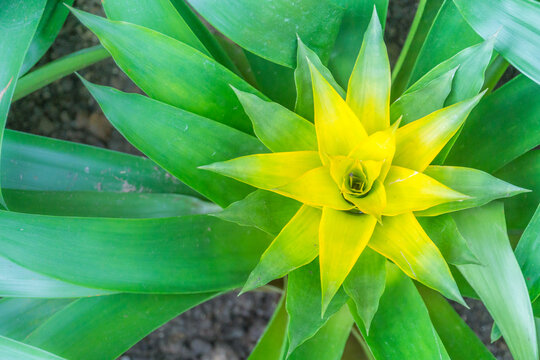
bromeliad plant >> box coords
[0,1,539,360]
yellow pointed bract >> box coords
[310,62,367,162]
[347,8,391,135]
[202,12,491,313]
[319,207,377,315]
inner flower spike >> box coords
[202,9,488,315]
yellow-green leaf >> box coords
[242,205,321,293]
[201,151,321,189]
[369,212,464,304]
[276,167,353,210]
[319,208,377,315]
[383,166,468,216]
[310,63,367,162]
[394,92,484,171]
[346,8,391,134]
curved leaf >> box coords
[83,80,266,207]
[453,202,538,360]
[515,204,540,303]
[188,0,344,68]
[24,293,216,360]
[446,75,540,173]
[453,0,540,85]
[0,211,271,293]
[71,7,262,133]
[0,335,65,360]
[102,0,208,55]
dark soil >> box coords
[8,0,512,359]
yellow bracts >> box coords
[203,9,485,314]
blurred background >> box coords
[7,1,513,359]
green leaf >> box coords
[21,0,75,74]
[0,211,271,293]
[343,248,386,333]
[491,323,502,343]
[416,165,528,216]
[286,260,349,355]
[0,335,65,360]
[188,0,344,68]
[453,202,538,360]
[25,293,216,360]
[418,285,496,360]
[391,0,445,99]
[245,51,297,110]
[418,215,480,265]
[351,263,450,360]
[82,79,267,207]
[0,0,47,208]
[494,150,540,231]
[2,129,194,196]
[0,256,114,298]
[214,190,300,236]
[295,37,345,121]
[70,7,262,134]
[453,0,540,85]
[234,89,317,153]
[515,204,540,303]
[102,0,209,55]
[288,305,353,360]
[409,0,481,85]
[248,295,288,360]
[5,190,218,219]
[446,75,540,173]
[0,298,73,340]
[391,67,456,125]
[328,0,389,88]
[242,205,320,293]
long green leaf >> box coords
[343,248,386,334]
[248,295,288,360]
[0,211,271,293]
[328,0,389,88]
[418,286,496,360]
[453,202,538,360]
[446,75,540,173]
[0,256,114,298]
[494,150,540,232]
[188,0,344,68]
[70,7,262,134]
[391,0,445,99]
[2,130,193,196]
[25,293,216,360]
[453,0,540,85]
[408,0,481,85]
[288,305,353,360]
[417,165,527,216]
[0,299,73,340]
[0,0,47,208]
[286,260,349,356]
[21,0,75,74]
[102,0,208,55]
[515,204,540,303]
[5,190,218,219]
[0,335,65,360]
[351,263,450,360]
[83,79,267,207]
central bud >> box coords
[344,162,371,197]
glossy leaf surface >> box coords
[453,0,540,85]
[0,336,65,360]
[446,75,540,173]
[0,211,271,293]
[25,293,216,360]
[84,80,266,207]
[453,203,538,360]
[188,0,343,67]
[72,7,261,133]
[515,205,540,303]
[352,263,450,360]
